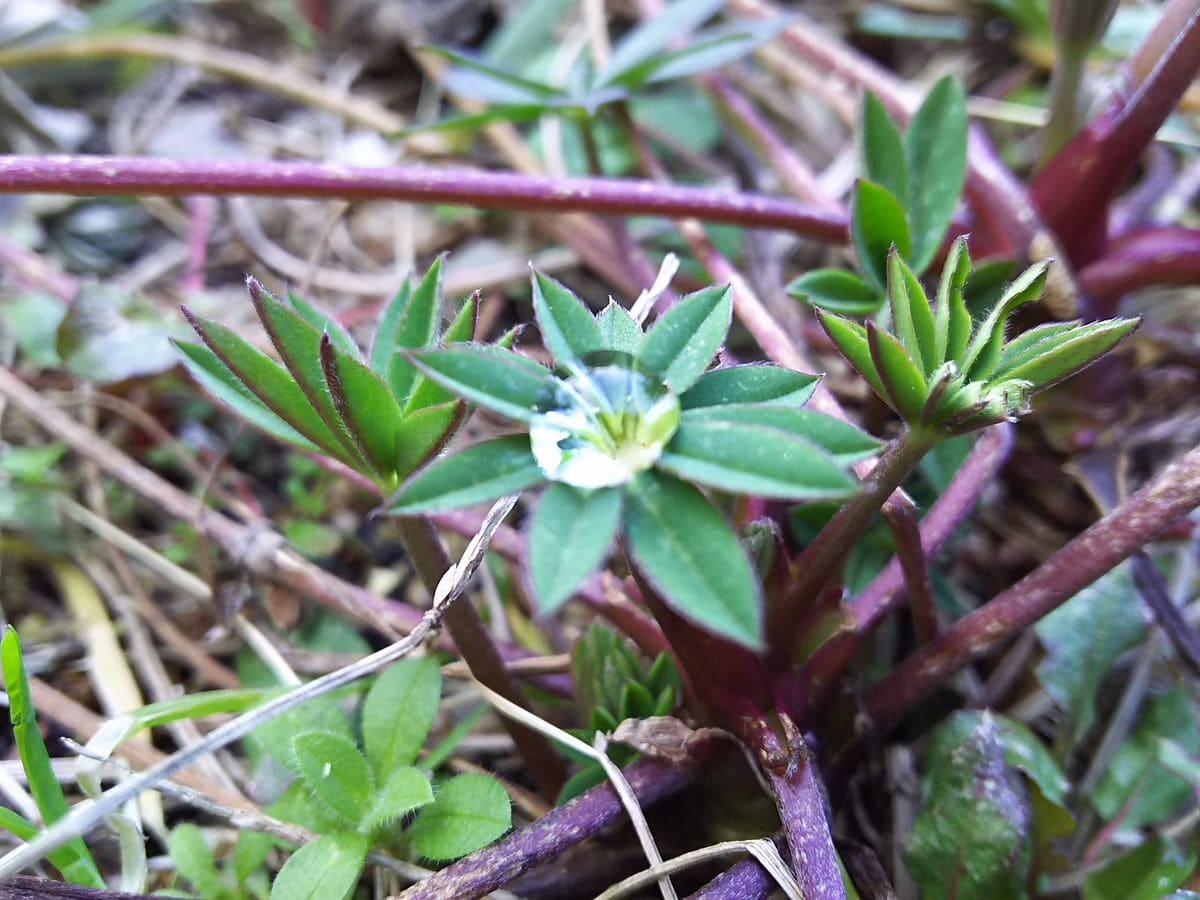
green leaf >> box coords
[861,92,909,207]
[173,340,321,453]
[1035,563,1145,746]
[681,405,881,464]
[320,336,403,479]
[1083,837,1197,900]
[787,269,884,316]
[387,435,545,514]
[372,259,444,404]
[393,105,550,138]
[852,179,911,293]
[422,45,561,104]
[181,310,345,459]
[607,20,786,90]
[659,418,858,500]
[992,322,1079,376]
[680,364,819,409]
[406,345,554,423]
[993,319,1138,390]
[639,284,732,392]
[814,310,889,401]
[933,236,972,365]
[532,271,604,368]
[527,484,622,613]
[625,471,762,648]
[169,824,228,899]
[286,290,361,361]
[394,401,462,479]
[888,250,938,374]
[962,260,1049,381]
[441,292,479,344]
[270,832,368,900]
[361,766,434,835]
[598,0,725,85]
[905,76,968,272]
[867,321,928,422]
[409,773,512,861]
[290,730,373,823]
[235,830,275,887]
[906,712,1031,900]
[596,301,642,355]
[362,656,442,776]
[1,628,104,888]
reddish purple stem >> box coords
[1077,226,1200,302]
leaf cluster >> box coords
[174,259,477,490]
[816,240,1138,435]
[388,271,878,648]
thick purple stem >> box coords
[0,155,849,241]
[865,439,1200,733]
[768,747,846,900]
[1077,226,1200,301]
[687,836,785,899]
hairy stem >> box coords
[865,439,1200,733]
[0,155,849,242]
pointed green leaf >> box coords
[868,321,928,422]
[993,321,1079,375]
[287,290,361,361]
[168,824,225,899]
[249,279,369,468]
[320,336,403,479]
[527,483,622,613]
[409,773,512,861]
[1,628,105,889]
[270,832,368,900]
[962,261,1049,381]
[362,766,434,835]
[852,179,911,293]
[888,250,937,374]
[659,418,858,500]
[181,309,346,460]
[639,284,732,392]
[681,405,881,464]
[403,294,479,413]
[290,730,373,822]
[362,656,442,776]
[609,20,787,90]
[787,268,884,316]
[422,45,561,103]
[862,91,910,207]
[680,364,819,409]
[933,236,971,365]
[596,300,642,355]
[598,0,725,85]
[814,310,889,401]
[625,471,762,648]
[442,292,480,344]
[406,345,554,422]
[0,805,103,889]
[371,259,443,404]
[994,319,1137,390]
[906,76,968,273]
[174,340,322,453]
[387,435,545,514]
[394,400,462,479]
[532,271,604,368]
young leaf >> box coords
[409,773,512,861]
[682,405,881,464]
[362,656,442,777]
[596,300,642,355]
[625,471,762,648]
[962,261,1050,380]
[1,628,105,889]
[787,269,883,316]
[181,310,346,458]
[532,271,603,368]
[659,418,858,499]
[597,0,725,86]
[992,321,1080,376]
[933,236,971,365]
[813,310,889,401]
[527,483,622,613]
[290,730,373,823]
[441,292,480,344]
[680,364,819,409]
[609,20,787,90]
[320,336,403,479]
[394,400,463,479]
[169,824,228,900]
[387,435,545,514]
[890,251,938,374]
[173,340,322,453]
[361,766,434,835]
[235,830,275,888]
[287,290,361,362]
[861,92,910,207]
[867,321,929,423]
[852,179,911,293]
[406,345,554,423]
[371,259,443,403]
[270,832,369,900]
[992,319,1137,390]
[905,76,968,273]
[639,284,732,392]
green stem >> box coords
[1039,48,1087,167]
[767,427,938,663]
[393,516,566,798]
